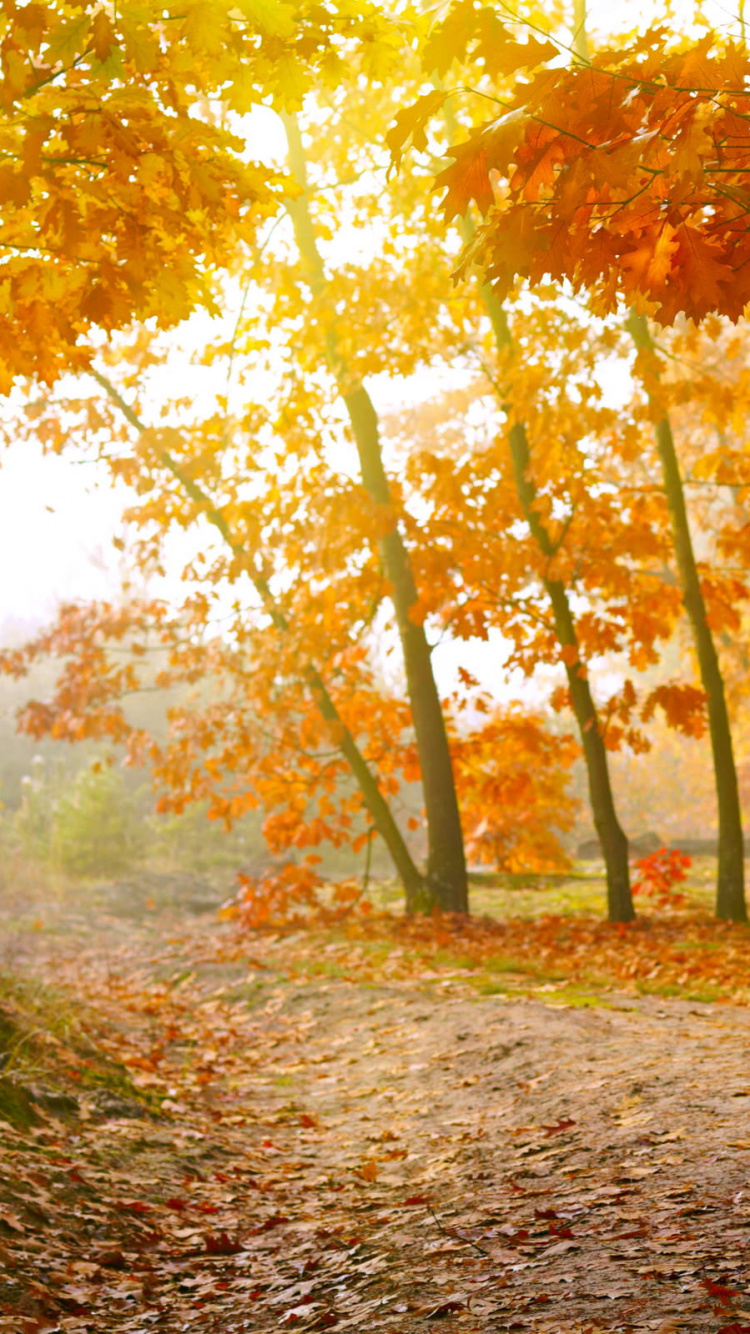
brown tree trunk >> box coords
[627,313,746,922]
[282,115,468,913]
[506,412,634,923]
[92,370,428,913]
[440,83,633,918]
[467,256,634,920]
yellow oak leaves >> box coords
[0,0,400,389]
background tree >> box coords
[390,5,750,920]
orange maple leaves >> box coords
[391,21,750,325]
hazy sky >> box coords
[0,435,125,629]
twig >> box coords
[427,1206,491,1258]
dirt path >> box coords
[2,889,750,1333]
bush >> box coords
[54,766,148,877]
[15,759,147,878]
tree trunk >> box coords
[507,416,634,923]
[572,0,589,59]
[92,370,429,913]
[439,82,633,917]
[466,251,634,920]
[627,313,746,922]
[282,114,468,913]
[308,669,429,911]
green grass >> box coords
[459,857,724,922]
[484,952,568,981]
[431,949,483,972]
[466,869,608,920]
[301,958,351,981]
[222,979,274,1007]
[636,981,685,999]
[0,972,85,1053]
[477,980,514,996]
[672,938,724,951]
[0,971,154,1110]
[636,979,724,1004]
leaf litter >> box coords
[1,877,750,1332]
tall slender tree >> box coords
[627,314,746,921]
[433,17,634,920]
[455,210,633,922]
[576,0,745,922]
[281,114,468,914]
[403,0,750,922]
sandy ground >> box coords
[1,879,750,1332]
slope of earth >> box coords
[1,874,750,1334]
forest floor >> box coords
[2,866,750,1333]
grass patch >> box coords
[538,987,611,1009]
[431,949,483,972]
[0,970,154,1113]
[0,1075,43,1129]
[466,872,608,921]
[477,980,514,996]
[636,981,685,998]
[222,979,273,1007]
[302,958,351,981]
[672,938,725,952]
[636,980,724,1003]
[483,952,568,981]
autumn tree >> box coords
[383,5,693,922]
[392,6,750,920]
[280,111,468,912]
[627,313,746,920]
[436,80,636,922]
[0,0,444,911]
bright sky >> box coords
[591,0,744,37]
[0,0,743,643]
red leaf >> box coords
[251,1213,290,1234]
[702,1278,738,1306]
[542,1118,576,1136]
[204,1231,243,1255]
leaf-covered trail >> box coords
[3,896,750,1333]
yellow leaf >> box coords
[233,0,295,37]
[184,3,227,55]
[92,10,116,63]
[47,13,92,64]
